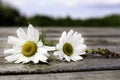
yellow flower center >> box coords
[63,43,73,56]
[22,41,37,57]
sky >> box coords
[2,0,120,19]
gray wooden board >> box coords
[1,27,120,45]
[0,70,120,80]
[0,27,120,79]
[0,46,120,74]
[0,58,120,75]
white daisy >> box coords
[4,24,55,63]
[54,30,87,62]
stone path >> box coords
[0,27,120,80]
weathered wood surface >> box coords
[0,27,120,80]
[1,70,120,80]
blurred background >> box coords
[1,0,120,27]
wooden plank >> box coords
[0,27,120,77]
[1,27,120,45]
[0,70,120,80]
[1,27,120,37]
[0,53,120,74]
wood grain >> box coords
[0,27,120,80]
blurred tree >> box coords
[28,15,55,26]
[0,1,27,26]
[102,15,120,26]
[1,0,120,27]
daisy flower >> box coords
[54,30,87,62]
[4,24,55,63]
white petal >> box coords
[74,51,86,56]
[22,58,31,63]
[4,49,20,54]
[59,53,64,60]
[73,32,82,38]
[37,48,49,57]
[15,58,23,63]
[60,31,66,44]
[74,44,87,52]
[37,41,43,47]
[53,51,60,56]
[32,56,39,63]
[54,51,64,60]
[15,55,25,63]
[5,54,21,62]
[8,36,23,45]
[42,46,56,51]
[4,48,21,54]
[64,54,70,62]
[67,30,73,38]
[70,55,83,62]
[79,52,86,55]
[76,37,84,44]
[37,47,47,53]
[34,29,40,42]
[56,44,63,50]
[66,30,73,42]
[72,35,84,46]
[37,54,48,63]
[27,24,39,42]
[73,32,78,37]
[55,29,86,62]
[28,24,34,38]
[16,28,27,40]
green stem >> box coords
[85,48,120,58]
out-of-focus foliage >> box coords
[1,1,120,27]
[28,16,83,26]
[28,15,120,27]
[0,1,27,26]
